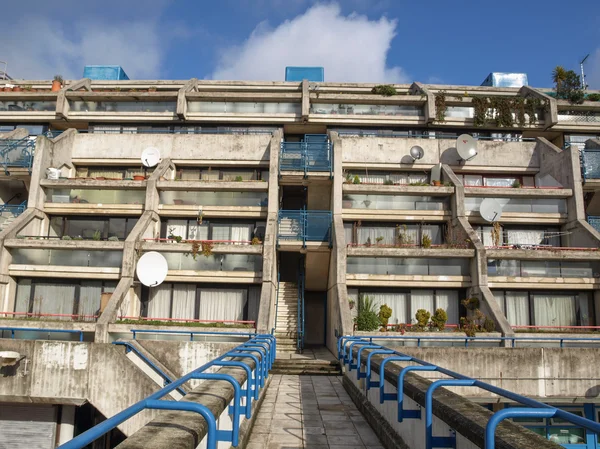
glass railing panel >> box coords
[465,197,567,214]
[69,101,176,113]
[47,189,145,205]
[346,257,470,276]
[343,194,449,211]
[11,249,123,267]
[310,103,423,116]
[0,101,56,112]
[159,190,267,207]
[188,101,301,114]
[161,252,262,271]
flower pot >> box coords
[51,80,62,92]
[432,181,442,187]
[133,175,146,181]
[12,86,22,92]
[95,177,106,180]
[173,199,184,205]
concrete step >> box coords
[271,360,342,376]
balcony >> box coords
[277,210,332,248]
[464,197,567,224]
[342,193,451,222]
[45,187,145,215]
[279,135,332,177]
[0,137,34,175]
[158,190,268,218]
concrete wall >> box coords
[71,133,272,161]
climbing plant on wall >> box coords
[434,90,447,122]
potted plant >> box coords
[432,180,442,187]
[52,75,63,92]
[148,86,157,92]
[133,175,146,181]
[12,85,22,92]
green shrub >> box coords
[587,93,600,102]
[383,179,394,185]
[431,308,448,331]
[353,175,361,184]
[483,316,496,332]
[92,230,102,241]
[356,295,380,331]
[415,309,431,328]
[371,85,397,96]
[378,304,393,329]
[421,234,432,248]
[462,297,480,311]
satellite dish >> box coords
[457,134,478,161]
[136,251,168,287]
[479,198,503,223]
[141,147,161,168]
[409,145,424,161]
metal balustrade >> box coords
[0,327,85,341]
[338,336,600,449]
[0,138,34,174]
[588,216,600,233]
[582,149,600,181]
[0,200,26,218]
[279,134,332,176]
[58,334,276,449]
[277,210,332,246]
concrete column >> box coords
[519,86,557,129]
[58,405,76,445]
[176,78,197,119]
[410,82,435,124]
[257,129,281,334]
[301,79,310,120]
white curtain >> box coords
[484,177,517,187]
[533,293,576,327]
[367,292,407,325]
[360,173,386,184]
[436,290,459,325]
[389,173,409,185]
[248,286,261,324]
[14,279,32,316]
[79,281,102,321]
[357,226,395,245]
[410,290,434,321]
[171,284,196,320]
[506,230,545,246]
[463,175,483,186]
[166,219,188,239]
[32,283,76,320]
[344,223,353,245]
[188,223,209,241]
[231,224,253,244]
[505,291,530,326]
[147,284,172,319]
[199,288,247,322]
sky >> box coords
[1,0,599,88]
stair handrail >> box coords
[0,137,35,173]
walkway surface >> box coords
[247,375,385,449]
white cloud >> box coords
[1,17,164,80]
[211,3,407,83]
[587,48,600,90]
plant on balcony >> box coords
[512,180,521,188]
[355,295,380,331]
[352,175,361,184]
[61,235,72,240]
[490,97,515,128]
[415,309,431,330]
[201,241,213,257]
[375,236,384,245]
[348,299,355,310]
[167,226,183,243]
[553,66,585,104]
[378,304,393,331]
[52,75,63,92]
[148,86,157,92]
[365,237,372,247]
[371,85,397,96]
[396,224,409,246]
[189,241,201,260]
[108,236,119,241]
[587,93,600,102]
[73,236,83,240]
[431,308,448,331]
[92,230,102,241]
[421,233,432,248]
[491,222,502,247]
[251,237,261,245]
[472,96,489,127]
[234,176,244,182]
[409,181,429,186]
[383,179,394,185]
[462,296,480,310]
[434,91,447,122]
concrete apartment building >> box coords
[2,71,600,448]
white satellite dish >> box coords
[136,251,168,287]
[409,146,424,161]
[479,198,503,223]
[141,147,161,168]
[456,134,478,161]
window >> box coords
[14,278,116,321]
[140,283,261,323]
[47,216,138,240]
[508,406,587,446]
[473,225,562,247]
[162,219,260,243]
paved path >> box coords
[247,375,384,449]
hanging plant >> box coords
[491,222,502,247]
[512,97,526,128]
[525,97,543,127]
[472,97,489,127]
[201,241,213,257]
[190,241,201,260]
[490,97,514,128]
[371,85,397,96]
[434,90,447,122]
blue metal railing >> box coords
[581,149,600,181]
[113,341,186,395]
[128,329,257,340]
[59,334,276,449]
[588,216,600,233]
[0,200,27,218]
[338,336,600,449]
[0,327,84,341]
[277,210,332,247]
[0,138,34,174]
[345,334,600,348]
[279,134,332,177]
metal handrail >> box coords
[58,334,276,449]
[0,200,27,217]
[341,334,600,349]
[0,327,84,341]
[279,135,332,177]
[338,336,600,449]
[113,341,186,396]
[0,138,35,173]
[128,329,257,340]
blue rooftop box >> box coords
[83,65,129,81]
[481,72,528,88]
[285,67,324,82]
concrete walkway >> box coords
[247,375,384,449]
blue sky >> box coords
[2,0,600,88]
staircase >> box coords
[275,281,299,354]
[0,215,15,231]
[270,358,342,375]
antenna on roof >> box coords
[141,147,161,168]
[457,134,478,162]
[580,54,590,90]
[479,198,503,223]
[136,251,168,287]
